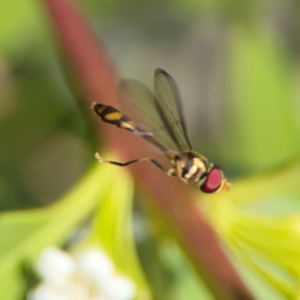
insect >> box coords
[92,68,231,193]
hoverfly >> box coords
[92,68,231,193]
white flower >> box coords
[76,248,114,282]
[101,275,136,300]
[28,247,136,300]
[35,247,75,284]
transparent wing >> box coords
[153,68,192,150]
[118,69,192,153]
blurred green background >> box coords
[1,0,300,299]
[1,0,300,210]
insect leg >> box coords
[95,153,169,173]
[167,168,176,177]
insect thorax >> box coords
[174,151,209,186]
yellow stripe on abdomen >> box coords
[104,111,123,121]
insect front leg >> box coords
[95,152,169,174]
[167,168,176,177]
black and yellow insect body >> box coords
[92,68,231,194]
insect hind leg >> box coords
[95,152,170,174]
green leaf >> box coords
[0,164,107,299]
[203,160,300,299]
[87,161,151,298]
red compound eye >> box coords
[200,165,224,194]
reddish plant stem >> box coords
[43,1,255,299]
